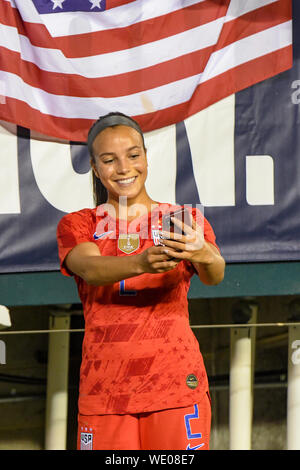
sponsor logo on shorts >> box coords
[186,374,198,389]
[80,429,93,450]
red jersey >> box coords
[56,202,219,415]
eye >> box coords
[103,158,114,164]
[130,154,139,159]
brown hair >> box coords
[87,112,146,206]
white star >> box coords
[51,0,65,10]
[89,0,102,9]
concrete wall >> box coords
[0,296,296,450]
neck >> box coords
[107,192,159,221]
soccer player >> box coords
[56,112,225,450]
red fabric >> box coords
[56,203,219,415]
[77,391,211,450]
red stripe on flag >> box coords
[1,0,289,59]
[0,45,213,98]
[1,96,91,142]
[0,1,230,57]
[106,0,135,8]
[0,0,291,98]
[137,46,293,133]
[217,0,291,50]
[0,47,292,142]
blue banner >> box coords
[0,2,299,273]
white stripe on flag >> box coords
[201,20,292,82]
[0,19,224,78]
[9,0,204,33]
[1,18,291,80]
[0,20,292,119]
[224,0,279,22]
[5,0,42,24]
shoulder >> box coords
[156,201,182,214]
[57,207,97,233]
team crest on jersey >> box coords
[151,225,162,246]
[118,234,139,254]
[80,430,93,450]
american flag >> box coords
[0,0,293,142]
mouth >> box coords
[115,176,137,186]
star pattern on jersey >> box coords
[89,0,102,9]
[61,206,210,416]
[51,0,65,9]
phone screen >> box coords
[161,208,192,237]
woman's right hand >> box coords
[137,245,181,274]
[64,242,181,286]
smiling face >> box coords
[91,125,149,207]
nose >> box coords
[115,156,130,174]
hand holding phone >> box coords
[161,208,192,240]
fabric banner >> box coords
[0,0,299,273]
[0,0,292,140]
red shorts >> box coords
[77,391,211,450]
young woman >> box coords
[56,112,225,450]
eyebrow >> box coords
[98,145,142,158]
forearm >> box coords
[78,254,143,286]
[192,243,225,286]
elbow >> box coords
[200,272,224,286]
[85,277,101,286]
[84,274,105,286]
[79,268,102,286]
[210,260,226,285]
[207,271,225,286]
[83,271,112,286]
[198,259,225,286]
[210,261,226,285]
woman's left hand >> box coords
[159,216,225,285]
[159,216,213,265]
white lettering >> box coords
[0,104,281,218]
[107,455,139,467]
[291,80,300,104]
[144,124,177,204]
[95,203,116,237]
[30,138,94,213]
[185,94,236,207]
[0,123,20,214]
[246,155,274,205]
[291,339,300,365]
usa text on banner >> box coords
[0,0,292,142]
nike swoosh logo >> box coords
[186,443,205,450]
[93,230,114,240]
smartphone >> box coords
[161,207,192,239]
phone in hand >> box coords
[161,207,192,240]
